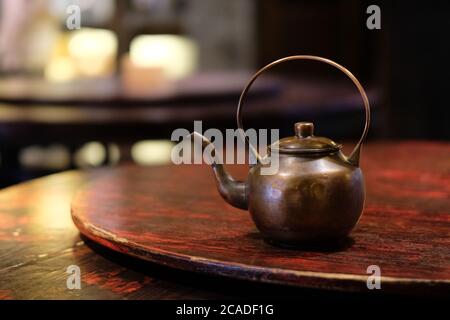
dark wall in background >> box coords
[384,1,450,140]
[256,0,381,82]
[256,0,449,140]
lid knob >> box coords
[295,122,314,138]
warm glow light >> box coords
[131,140,174,165]
[120,53,169,95]
[74,142,106,167]
[44,56,77,82]
[68,28,116,59]
[19,144,70,170]
[130,35,197,79]
[68,28,117,77]
[34,190,73,229]
[108,143,121,165]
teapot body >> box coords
[190,55,371,248]
[247,151,365,245]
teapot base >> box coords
[264,236,354,252]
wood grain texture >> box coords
[0,170,273,299]
[71,141,450,294]
[0,141,448,299]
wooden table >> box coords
[0,141,448,299]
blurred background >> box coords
[0,0,448,187]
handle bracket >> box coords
[236,55,370,165]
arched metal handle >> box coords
[236,55,370,166]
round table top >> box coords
[0,141,449,299]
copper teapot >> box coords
[191,55,370,246]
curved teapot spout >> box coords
[187,132,248,210]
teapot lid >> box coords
[270,122,341,154]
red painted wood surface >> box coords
[0,141,448,299]
[71,141,450,294]
[0,170,260,299]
